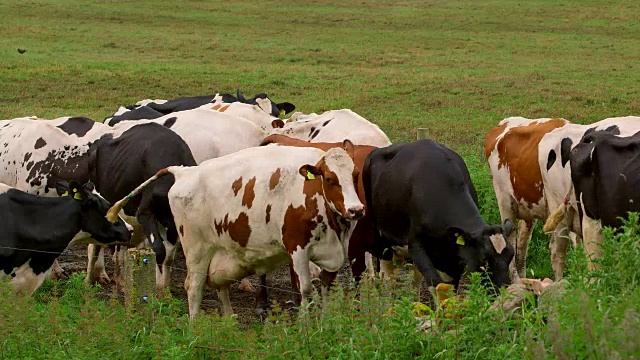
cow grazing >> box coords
[365,139,514,291]
[111,142,364,317]
[271,109,391,148]
[104,90,295,126]
[0,181,131,295]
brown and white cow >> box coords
[112,142,364,317]
[260,134,381,286]
[486,116,640,282]
[485,117,570,282]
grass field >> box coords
[2,0,640,358]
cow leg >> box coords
[112,246,126,292]
[12,265,53,296]
[255,274,269,316]
[156,226,180,294]
[137,192,168,292]
[290,249,313,309]
[408,240,443,288]
[364,252,375,278]
[412,265,423,297]
[349,250,367,282]
[379,260,395,280]
[514,220,533,280]
[550,225,570,280]
[216,285,234,317]
[85,245,110,285]
[318,270,338,309]
[184,263,208,318]
[582,215,603,271]
[288,263,302,306]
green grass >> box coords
[2,0,640,357]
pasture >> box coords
[1,0,640,358]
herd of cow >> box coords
[0,89,638,319]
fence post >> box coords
[123,248,155,311]
[416,128,429,140]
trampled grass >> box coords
[2,0,640,357]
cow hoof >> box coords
[255,306,270,318]
[238,279,255,292]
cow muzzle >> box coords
[346,205,365,220]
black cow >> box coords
[104,90,295,125]
[0,180,131,295]
[570,129,640,264]
[88,122,197,289]
[363,139,514,290]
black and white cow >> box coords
[0,116,197,288]
[104,90,295,126]
[363,139,514,291]
[0,180,131,295]
[569,129,640,266]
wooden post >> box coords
[123,248,156,311]
[416,128,429,140]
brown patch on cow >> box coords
[211,104,221,110]
[179,225,184,237]
[214,212,252,247]
[269,168,281,190]
[495,119,567,204]
[484,122,508,159]
[219,105,230,112]
[265,204,272,224]
[316,159,347,217]
[242,177,256,208]
[281,174,325,254]
[231,176,243,196]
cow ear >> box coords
[560,137,573,167]
[56,180,70,197]
[342,139,355,159]
[236,89,247,103]
[299,164,321,181]
[446,227,469,246]
[502,219,514,236]
[82,182,95,193]
[271,119,285,129]
[276,102,295,115]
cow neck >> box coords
[7,191,83,246]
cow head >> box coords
[236,90,296,119]
[298,139,364,220]
[449,219,514,288]
[56,180,131,244]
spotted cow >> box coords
[486,116,640,282]
[271,109,391,148]
[104,90,295,128]
[258,134,386,308]
[0,180,131,295]
[113,142,364,317]
[0,117,197,289]
[541,116,640,272]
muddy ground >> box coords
[56,245,400,326]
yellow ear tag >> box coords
[456,235,465,246]
[280,110,286,119]
[61,191,69,197]
[306,172,315,180]
[74,192,82,200]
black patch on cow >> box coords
[23,153,32,163]
[27,148,90,190]
[44,187,49,193]
[57,117,95,137]
[308,127,316,137]
[163,117,177,128]
[560,137,573,167]
[311,129,321,139]
[322,120,332,127]
[220,93,237,103]
[546,150,556,171]
[34,138,47,149]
